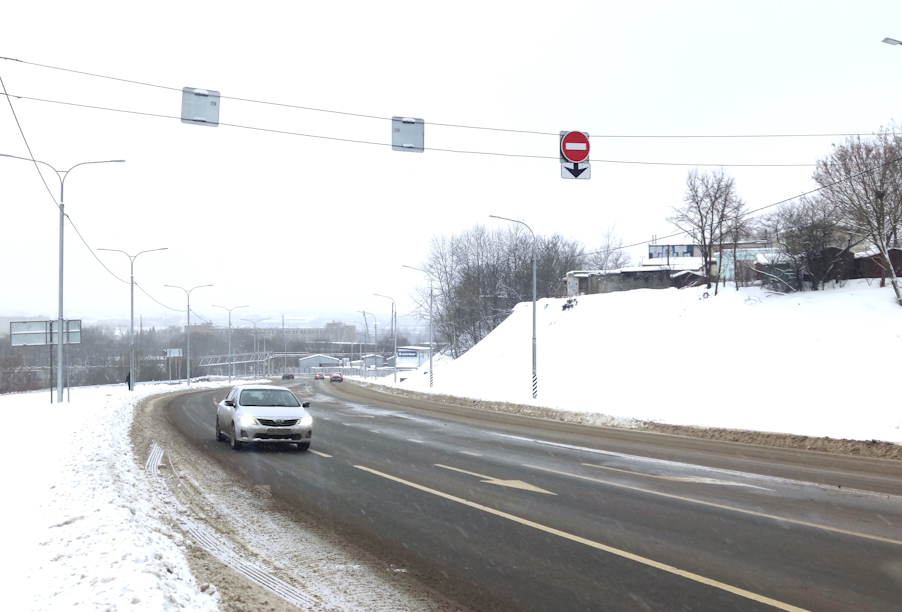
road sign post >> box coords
[560,131,591,179]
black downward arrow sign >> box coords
[566,163,587,178]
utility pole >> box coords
[165,284,212,386]
[490,215,538,399]
[402,266,434,387]
[212,304,248,382]
[98,247,167,391]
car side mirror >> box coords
[224,399,234,407]
[302,402,310,408]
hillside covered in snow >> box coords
[383,280,902,444]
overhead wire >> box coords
[0,75,61,210]
[0,92,819,167]
[0,56,879,140]
[585,153,902,256]
[0,78,193,313]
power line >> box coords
[0,76,61,210]
[0,80,193,316]
[0,56,879,140]
[0,92,818,167]
[1,76,138,288]
[586,154,902,256]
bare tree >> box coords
[723,205,754,290]
[813,127,902,305]
[763,196,859,292]
[413,224,586,357]
[587,225,631,271]
[668,168,744,289]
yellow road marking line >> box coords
[309,450,331,458]
[526,464,902,547]
[586,464,773,490]
[460,451,482,456]
[355,465,808,612]
[435,464,556,495]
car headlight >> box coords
[300,416,313,427]
[238,415,257,427]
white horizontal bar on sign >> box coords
[565,143,587,150]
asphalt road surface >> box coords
[164,379,902,612]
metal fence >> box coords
[309,366,414,381]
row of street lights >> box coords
[4,149,536,399]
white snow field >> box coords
[1,381,239,612]
[380,280,902,444]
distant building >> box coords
[396,346,430,369]
[298,354,341,372]
[187,322,215,334]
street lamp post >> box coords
[213,304,248,382]
[374,293,397,383]
[98,247,167,390]
[348,321,366,375]
[402,265,434,388]
[490,215,537,399]
[358,311,376,378]
[164,284,212,386]
[241,317,271,378]
[1,154,125,402]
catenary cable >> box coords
[0,75,61,209]
[585,153,902,256]
[0,78,199,316]
[0,56,879,140]
[0,92,819,167]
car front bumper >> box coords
[238,424,312,444]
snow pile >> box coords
[381,281,902,444]
[1,382,238,612]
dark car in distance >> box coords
[330,373,343,382]
[281,373,295,380]
[314,373,325,380]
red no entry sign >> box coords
[560,131,590,163]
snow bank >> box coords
[1,381,242,611]
[379,281,902,444]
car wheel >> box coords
[296,442,310,451]
[216,416,226,442]
[230,424,243,451]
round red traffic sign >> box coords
[561,131,590,163]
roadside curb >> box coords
[342,380,902,462]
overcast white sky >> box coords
[2,1,901,330]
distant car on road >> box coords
[330,373,343,382]
[216,385,313,451]
[281,373,295,380]
[314,373,325,380]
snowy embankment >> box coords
[379,281,902,444]
[1,381,245,612]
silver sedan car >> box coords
[216,385,313,451]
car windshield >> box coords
[238,389,300,407]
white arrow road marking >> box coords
[436,464,556,495]
[526,464,902,547]
[355,465,809,612]
[585,463,774,491]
